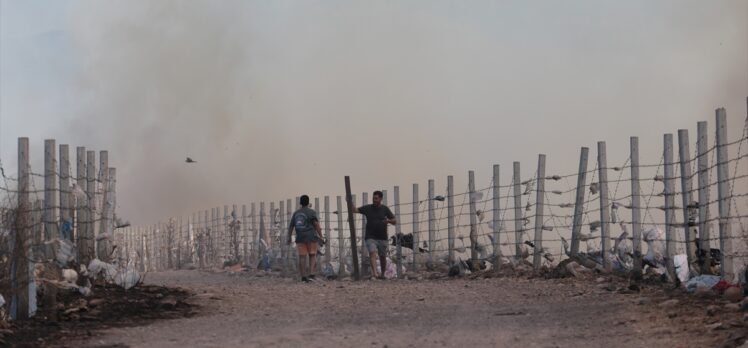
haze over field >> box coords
[1,1,746,224]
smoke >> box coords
[2,1,745,224]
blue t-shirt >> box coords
[290,207,319,243]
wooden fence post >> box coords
[468,171,478,262]
[12,137,31,320]
[678,129,696,268]
[664,134,677,281]
[44,139,58,241]
[715,109,734,279]
[532,155,546,270]
[344,177,361,280]
[513,162,523,258]
[571,148,589,257]
[630,137,643,278]
[492,165,501,267]
[597,142,611,271]
[696,121,712,274]
[412,184,420,270]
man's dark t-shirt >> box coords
[358,204,395,241]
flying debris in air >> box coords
[186,157,197,163]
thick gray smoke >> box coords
[1,1,745,224]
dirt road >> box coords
[80,270,746,347]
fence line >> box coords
[1,100,747,320]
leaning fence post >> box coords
[44,139,59,242]
[468,171,479,262]
[12,137,31,320]
[336,196,345,276]
[532,155,546,270]
[678,129,696,268]
[412,184,420,271]
[571,147,589,257]
[447,176,455,266]
[344,176,361,280]
[715,108,734,279]
[597,142,611,271]
[492,165,501,268]
[664,134,677,281]
[394,186,402,278]
[630,137,643,278]
[696,121,712,273]
[428,179,435,261]
[513,162,523,258]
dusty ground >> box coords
[70,269,747,348]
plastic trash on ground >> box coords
[322,262,337,280]
[673,254,690,283]
[114,267,141,290]
[684,275,721,293]
[62,269,78,284]
[88,259,117,282]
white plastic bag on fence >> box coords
[643,227,666,268]
[0,294,4,308]
[674,254,690,283]
[55,238,75,266]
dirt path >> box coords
[80,270,745,348]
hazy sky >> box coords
[1,0,746,224]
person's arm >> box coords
[384,207,397,225]
[287,215,295,244]
[314,221,324,240]
[347,198,361,214]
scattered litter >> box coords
[685,275,721,293]
[62,269,78,284]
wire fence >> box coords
[114,103,748,284]
[1,101,747,320]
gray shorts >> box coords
[366,239,388,256]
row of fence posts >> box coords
[7,138,117,320]
[118,106,740,282]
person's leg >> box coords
[378,241,388,277]
[380,254,387,277]
[297,243,308,279]
[308,242,318,277]
[365,239,379,278]
[369,250,379,277]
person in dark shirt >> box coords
[352,190,397,279]
[287,195,325,282]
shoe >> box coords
[308,274,316,280]
[301,276,310,283]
